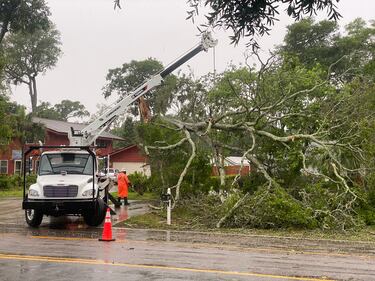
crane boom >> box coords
[69,32,217,146]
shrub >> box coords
[0,174,37,190]
[128,172,149,194]
[222,187,317,229]
[0,176,12,189]
[26,174,37,186]
[0,175,21,189]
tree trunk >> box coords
[138,96,152,123]
[213,146,226,187]
[212,145,226,202]
[0,19,10,44]
[29,76,38,114]
[216,192,250,228]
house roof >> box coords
[110,144,138,156]
[211,156,251,166]
[224,156,250,166]
[32,117,124,140]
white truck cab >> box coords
[29,150,97,200]
[23,149,107,227]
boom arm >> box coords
[69,32,217,146]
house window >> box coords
[96,139,107,148]
[26,158,33,174]
[0,160,8,174]
[14,160,22,175]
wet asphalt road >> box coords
[1,198,375,281]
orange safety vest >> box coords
[117,172,130,198]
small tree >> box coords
[36,100,89,121]
[54,100,89,121]
[3,24,62,113]
[111,117,137,148]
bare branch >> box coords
[171,128,196,208]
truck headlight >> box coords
[82,189,94,197]
[29,189,39,197]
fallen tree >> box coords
[139,50,373,230]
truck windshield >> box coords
[39,153,94,175]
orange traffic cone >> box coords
[99,208,116,242]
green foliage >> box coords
[175,193,223,228]
[0,174,36,189]
[137,119,212,195]
[0,94,33,147]
[226,187,317,229]
[0,94,14,147]
[187,0,341,47]
[0,94,44,145]
[111,18,375,232]
[137,120,188,192]
[357,173,375,225]
[282,18,339,68]
[179,153,212,194]
[3,24,61,83]
[36,100,89,121]
[103,58,178,116]
[2,23,62,111]
[280,18,375,80]
[35,101,60,120]
[111,117,137,148]
[128,171,149,195]
[0,0,51,44]
[0,175,19,189]
[237,173,264,194]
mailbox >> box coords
[161,193,171,203]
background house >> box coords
[110,145,150,176]
[33,117,122,156]
[0,138,23,176]
[0,117,124,176]
[212,156,251,176]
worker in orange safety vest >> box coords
[117,169,131,205]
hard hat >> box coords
[120,168,126,172]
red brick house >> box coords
[0,117,123,176]
[33,117,122,156]
[212,156,251,176]
[0,138,23,176]
[110,145,150,176]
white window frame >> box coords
[26,158,33,174]
[34,159,40,174]
[0,160,8,174]
[14,160,22,175]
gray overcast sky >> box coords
[10,0,374,115]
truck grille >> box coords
[43,185,78,198]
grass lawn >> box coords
[0,188,23,198]
[110,190,158,201]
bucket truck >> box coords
[22,32,217,227]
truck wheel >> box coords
[25,209,43,227]
[83,198,106,227]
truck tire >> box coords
[25,209,43,227]
[83,198,106,227]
